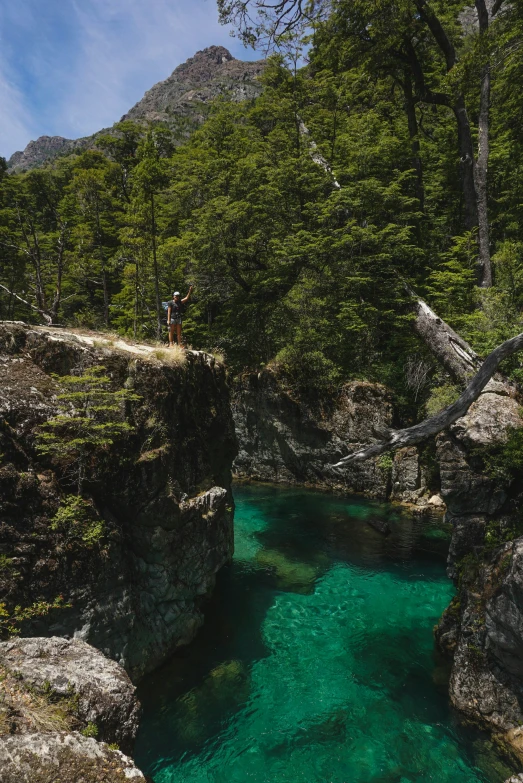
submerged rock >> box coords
[366,517,391,535]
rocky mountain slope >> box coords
[123,44,264,126]
[7,46,265,172]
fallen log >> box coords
[409,291,481,384]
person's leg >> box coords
[169,322,175,346]
[175,322,183,346]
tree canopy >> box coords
[2,0,523,415]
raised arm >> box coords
[182,285,193,304]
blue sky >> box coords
[0,0,260,159]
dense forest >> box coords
[1,0,523,419]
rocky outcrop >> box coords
[6,136,90,173]
[0,322,237,680]
[0,636,146,782]
[436,540,523,761]
[123,46,265,127]
[0,733,147,783]
[0,637,139,753]
[232,370,394,499]
[434,381,523,759]
[437,381,522,580]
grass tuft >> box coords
[150,346,187,366]
[0,665,74,735]
[211,350,226,366]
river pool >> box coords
[135,483,514,783]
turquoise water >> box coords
[135,484,514,783]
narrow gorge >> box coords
[2,320,523,781]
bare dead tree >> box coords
[404,354,433,400]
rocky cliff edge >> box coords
[0,322,237,680]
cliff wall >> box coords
[232,370,395,499]
[0,322,237,680]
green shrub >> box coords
[377,453,393,471]
[0,597,68,639]
[480,424,523,485]
[273,346,341,397]
[51,496,105,548]
[36,366,140,494]
[81,722,99,738]
[425,384,461,416]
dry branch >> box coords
[0,284,53,324]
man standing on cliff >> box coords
[167,287,193,347]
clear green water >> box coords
[135,484,514,783]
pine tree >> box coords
[36,366,140,494]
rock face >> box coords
[434,382,523,758]
[7,47,265,172]
[6,136,89,173]
[123,46,265,127]
[0,322,237,680]
[436,541,523,760]
[232,370,394,499]
[0,636,146,782]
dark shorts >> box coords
[170,317,182,325]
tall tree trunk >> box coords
[409,291,481,383]
[453,96,478,232]
[134,257,139,340]
[474,0,492,287]
[102,264,109,327]
[150,192,162,340]
[404,74,425,212]
[49,224,68,324]
[331,329,523,466]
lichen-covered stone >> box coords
[0,732,147,782]
[0,322,237,680]
[450,383,522,449]
[0,637,139,754]
[434,382,523,756]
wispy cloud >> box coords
[0,59,35,159]
[0,0,257,159]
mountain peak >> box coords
[123,44,265,124]
[8,46,266,171]
[189,46,235,65]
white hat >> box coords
[173,291,180,296]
